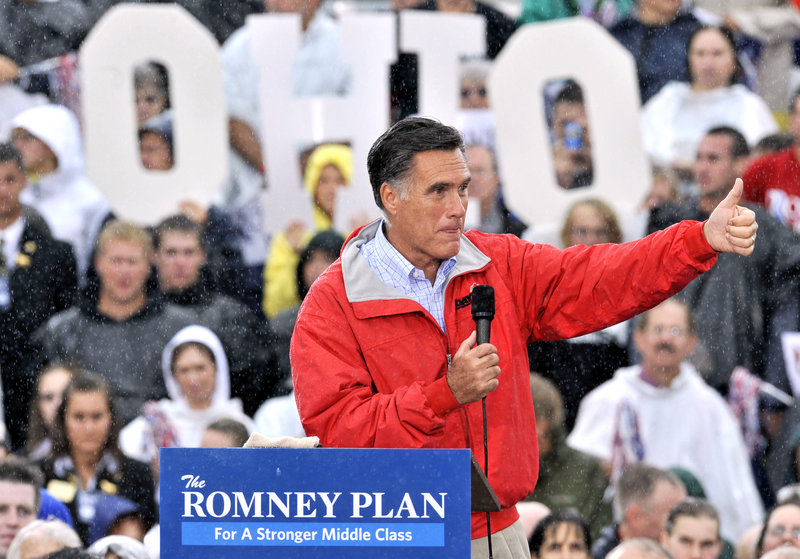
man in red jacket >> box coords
[290,117,758,558]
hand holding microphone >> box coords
[446,286,500,404]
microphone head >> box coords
[471,285,495,321]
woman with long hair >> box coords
[40,371,156,546]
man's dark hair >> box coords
[0,142,24,171]
[706,126,750,159]
[0,456,44,513]
[554,79,584,106]
[153,214,206,251]
[755,133,795,155]
[366,117,465,209]
[528,509,591,557]
[205,417,250,448]
[664,498,720,538]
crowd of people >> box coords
[0,0,799,558]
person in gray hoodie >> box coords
[29,220,195,426]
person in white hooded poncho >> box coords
[567,299,763,543]
[10,104,111,282]
[119,325,255,474]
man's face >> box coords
[630,480,687,540]
[155,231,206,293]
[693,134,741,200]
[95,239,152,305]
[0,161,25,223]
[761,504,800,555]
[662,515,721,559]
[0,481,36,556]
[634,301,696,373]
[465,145,499,206]
[460,77,488,109]
[382,149,469,275]
[139,131,173,171]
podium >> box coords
[161,447,492,558]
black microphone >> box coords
[471,284,495,559]
[471,285,495,345]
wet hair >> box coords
[134,61,169,103]
[6,519,82,559]
[0,142,24,171]
[756,496,800,558]
[554,79,584,106]
[560,198,623,247]
[153,214,206,251]
[706,125,750,159]
[95,220,154,257]
[530,373,565,437]
[26,362,79,457]
[460,57,491,83]
[0,456,44,513]
[367,117,465,210]
[686,25,742,86]
[205,418,250,448]
[50,371,122,461]
[754,133,795,156]
[608,538,673,559]
[170,341,216,375]
[529,509,591,558]
[613,463,683,521]
[664,498,720,538]
[296,230,345,300]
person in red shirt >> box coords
[743,88,800,231]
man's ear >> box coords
[380,183,398,216]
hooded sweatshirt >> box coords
[119,325,255,464]
[11,104,111,281]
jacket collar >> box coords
[341,219,490,304]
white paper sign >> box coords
[400,11,485,125]
[80,4,227,224]
[249,12,395,235]
[490,18,648,230]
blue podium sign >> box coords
[160,448,471,558]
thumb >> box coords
[455,331,477,359]
[719,177,743,209]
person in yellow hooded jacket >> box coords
[262,143,352,318]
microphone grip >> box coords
[475,319,491,346]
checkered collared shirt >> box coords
[359,220,457,333]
